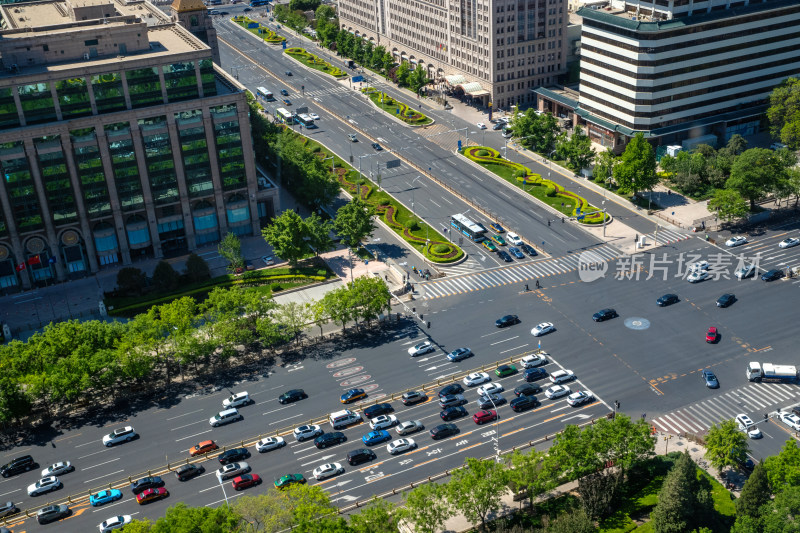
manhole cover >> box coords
[340,375,371,387]
[624,317,651,330]
[333,366,364,378]
[327,357,357,369]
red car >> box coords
[232,474,262,490]
[706,326,718,343]
[136,487,169,505]
[472,409,497,425]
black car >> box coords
[0,455,34,478]
[175,464,205,481]
[492,122,504,130]
[495,314,520,328]
[592,308,618,322]
[497,251,513,262]
[521,244,538,256]
[36,504,69,525]
[401,391,427,405]
[440,406,468,421]
[656,294,679,307]
[243,7,252,11]
[510,395,540,412]
[761,269,784,281]
[430,423,459,439]
[477,393,507,410]
[314,432,347,449]
[279,389,307,404]
[438,383,464,398]
[524,367,548,382]
[364,403,394,418]
[514,383,541,396]
[371,142,383,151]
[280,89,289,96]
[716,293,736,308]
[218,448,250,465]
[285,71,293,76]
[218,10,229,15]
[131,476,165,494]
[347,448,376,465]
[0,501,18,519]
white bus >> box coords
[276,107,295,124]
[256,87,274,100]
[296,113,316,128]
[450,213,487,242]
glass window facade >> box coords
[1,146,43,232]
[142,127,178,205]
[92,72,127,113]
[94,232,118,252]
[212,105,246,191]
[193,212,217,230]
[178,121,214,197]
[19,83,57,125]
[226,205,249,223]
[126,67,163,109]
[107,135,144,211]
[0,88,20,130]
[73,138,111,218]
[164,62,199,103]
[36,138,77,226]
[200,59,217,97]
[55,77,91,118]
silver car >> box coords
[215,462,250,481]
[396,420,424,435]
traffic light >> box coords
[427,321,431,329]
[614,400,620,410]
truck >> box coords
[747,362,799,382]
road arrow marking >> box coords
[562,413,592,422]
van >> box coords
[329,409,361,429]
[209,408,242,427]
[1,455,34,478]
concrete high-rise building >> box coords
[0,0,278,291]
[171,0,221,64]
[338,0,569,111]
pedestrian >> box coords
[535,280,540,289]
[547,220,551,227]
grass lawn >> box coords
[362,88,432,125]
[284,48,347,78]
[232,16,284,43]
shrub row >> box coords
[360,87,432,125]
[284,47,347,78]
[232,16,285,43]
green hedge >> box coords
[232,16,285,43]
[360,87,432,125]
[284,47,347,78]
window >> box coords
[85,39,99,46]
[226,206,249,224]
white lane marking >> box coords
[170,419,207,431]
[82,458,121,471]
[490,336,519,346]
[268,413,304,425]
[166,409,204,421]
[78,449,110,460]
[83,470,125,484]
[175,429,213,442]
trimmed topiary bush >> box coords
[545,185,557,197]
[433,244,449,254]
[404,219,419,231]
[476,149,490,157]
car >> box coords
[216,462,250,481]
[477,122,487,129]
[28,476,62,496]
[736,414,755,431]
[779,237,800,249]
[98,514,132,532]
[0,501,18,519]
[702,369,719,389]
[90,489,122,506]
[489,222,505,233]
[497,251,513,262]
[371,142,383,151]
[232,474,262,490]
[706,326,719,343]
[439,394,468,408]
[477,393,507,410]
[463,372,491,386]
[507,232,523,245]
[313,463,344,481]
[103,426,137,447]
[687,271,710,283]
[136,487,169,505]
[401,390,427,405]
[492,122,504,130]
[510,395,540,412]
[438,383,464,397]
[243,6,252,10]
[477,383,504,396]
[369,415,398,430]
[592,308,618,322]
[190,440,218,457]
[495,314,520,328]
[524,367,548,382]
[131,476,164,494]
[545,385,571,399]
[491,234,507,246]
[567,391,594,407]
[716,293,736,308]
[362,430,392,446]
[348,133,358,142]
[364,403,394,418]
[396,420,424,435]
[279,389,308,404]
[726,236,748,247]
[274,473,306,488]
[347,448,376,465]
[256,436,286,452]
[219,448,250,465]
[521,243,538,256]
[521,353,548,368]
[285,71,293,76]
[531,322,555,337]
[762,269,784,281]
[482,240,498,252]
[473,409,498,424]
[1,455,34,478]
[779,412,800,431]
[502,129,514,138]
[549,369,575,384]
[495,364,517,377]
[280,89,289,97]
[747,426,763,439]
[689,260,709,272]
[175,464,205,481]
[657,293,679,307]
[210,408,242,427]
[387,438,416,455]
[408,341,435,356]
[509,247,524,259]
[735,265,757,279]
[282,99,291,105]
[309,112,320,120]
[313,432,346,449]
[514,383,542,396]
[37,504,70,524]
[440,406,468,421]
[447,347,473,362]
[294,424,323,441]
[341,388,367,403]
[430,423,459,439]
[41,461,74,477]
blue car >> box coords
[362,430,391,446]
[90,488,122,506]
[509,247,524,259]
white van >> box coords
[209,408,242,427]
[329,409,361,429]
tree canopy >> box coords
[613,132,658,195]
[767,76,800,150]
[704,418,750,473]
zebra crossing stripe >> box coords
[675,410,706,433]
[733,389,768,410]
[702,398,732,420]
[655,416,680,433]
[684,405,717,427]
[754,386,789,404]
[504,269,525,282]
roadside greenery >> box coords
[767,76,800,150]
[704,419,750,473]
[232,15,285,44]
[361,87,432,125]
[284,47,347,78]
[261,210,332,266]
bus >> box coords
[296,114,316,128]
[450,214,487,242]
[275,108,295,124]
[249,0,268,6]
[256,87,274,101]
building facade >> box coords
[338,0,569,111]
[0,0,277,291]
[171,0,221,65]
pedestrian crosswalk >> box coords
[646,227,691,246]
[439,256,484,276]
[422,245,620,299]
[305,86,354,98]
[652,382,800,436]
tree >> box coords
[347,276,391,324]
[577,469,620,520]
[303,212,334,257]
[147,502,240,532]
[650,451,710,533]
[234,493,294,532]
[705,418,750,473]
[558,125,595,172]
[152,260,180,292]
[662,151,709,196]
[727,148,787,209]
[613,132,658,195]
[593,148,617,185]
[408,65,430,95]
[321,285,353,331]
[736,462,771,520]
[261,209,308,267]
[767,76,800,149]
[218,232,245,273]
[708,188,749,223]
[184,253,211,283]
[289,0,320,12]
[381,53,394,75]
[763,439,800,492]
[275,301,311,343]
[446,457,508,531]
[0,377,32,424]
[513,111,559,154]
[505,449,556,511]
[762,485,800,533]
[117,267,147,295]
[349,497,400,533]
[543,505,595,533]
[401,482,452,533]
[727,133,748,156]
[334,198,376,249]
[395,62,411,87]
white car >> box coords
[476,122,486,129]
[545,385,571,399]
[293,424,323,441]
[41,461,74,477]
[308,112,320,120]
[779,412,800,431]
[688,260,709,272]
[477,383,505,396]
[687,271,709,283]
[521,353,548,368]
[747,427,763,439]
[779,237,800,249]
[396,420,424,435]
[507,232,523,246]
[223,391,251,408]
[735,414,755,431]
[369,415,398,430]
[102,426,136,447]
[408,341,435,356]
[98,515,132,532]
[27,476,62,496]
[549,369,575,384]
[463,372,491,387]
[735,265,756,279]
[531,322,555,337]
[313,462,344,481]
[567,390,593,407]
[255,436,285,452]
[215,462,250,481]
[726,236,747,247]
[387,438,416,455]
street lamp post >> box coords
[411,175,422,222]
[218,476,230,506]
[486,395,502,462]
